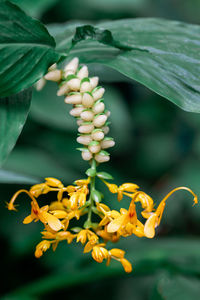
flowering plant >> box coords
[7,58,198,273]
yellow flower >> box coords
[117,183,139,201]
[92,245,109,263]
[45,177,64,188]
[103,181,139,201]
[144,187,198,238]
[35,240,51,258]
[107,200,137,233]
[69,185,88,210]
[23,201,63,232]
[77,229,98,244]
[30,183,50,198]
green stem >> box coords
[84,159,97,228]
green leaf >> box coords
[0,169,38,184]
[91,189,102,202]
[31,82,76,131]
[0,1,60,97]
[0,88,32,166]
[3,146,80,182]
[50,19,200,112]
[10,0,60,18]
[97,171,113,180]
[85,167,96,177]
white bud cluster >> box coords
[43,58,115,163]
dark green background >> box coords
[1,0,200,298]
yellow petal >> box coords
[119,183,139,192]
[42,212,63,231]
[107,214,127,233]
[23,214,34,224]
[144,214,157,238]
[120,258,132,273]
[45,177,63,188]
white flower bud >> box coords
[63,69,74,78]
[93,114,107,127]
[82,93,94,108]
[105,110,111,117]
[70,106,84,117]
[65,94,82,104]
[80,81,92,93]
[88,142,101,154]
[44,70,62,82]
[77,119,83,126]
[102,126,110,134]
[77,66,88,79]
[80,110,94,121]
[64,57,79,72]
[92,88,105,101]
[91,130,104,141]
[93,102,105,114]
[101,139,115,149]
[78,124,94,134]
[90,77,99,89]
[67,78,81,91]
[57,82,69,96]
[77,135,92,145]
[95,153,110,163]
[35,78,46,91]
[82,150,93,161]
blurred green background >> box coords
[1,0,200,299]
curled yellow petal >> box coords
[144,214,157,238]
[120,258,132,273]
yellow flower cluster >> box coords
[7,173,197,273]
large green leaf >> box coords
[0,89,32,166]
[0,169,38,184]
[0,1,60,97]
[49,19,200,112]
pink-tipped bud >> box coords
[90,77,99,89]
[92,88,105,101]
[44,70,62,82]
[77,135,92,145]
[70,106,84,117]
[101,139,115,149]
[82,93,94,108]
[80,81,92,93]
[80,110,94,121]
[93,114,107,127]
[64,57,79,72]
[88,142,101,154]
[91,130,104,141]
[67,78,81,91]
[65,94,82,104]
[82,150,93,161]
[57,82,69,96]
[77,66,89,79]
[95,153,110,163]
[93,102,105,114]
[78,124,94,134]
